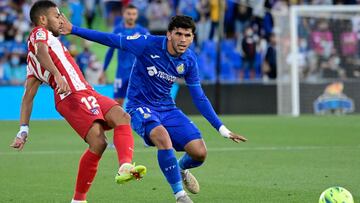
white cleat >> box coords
[176,193,193,203]
[181,170,200,194]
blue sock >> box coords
[178,153,204,170]
[158,149,183,194]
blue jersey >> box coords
[71,26,223,130]
[118,35,200,110]
[103,22,149,79]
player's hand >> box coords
[10,131,28,151]
[60,13,72,35]
[54,74,70,94]
[98,72,107,84]
[229,132,247,143]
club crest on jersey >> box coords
[176,64,185,74]
[90,107,100,115]
[36,30,46,40]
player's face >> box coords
[167,28,194,56]
[45,7,63,37]
[123,8,138,26]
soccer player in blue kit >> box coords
[61,15,247,203]
[102,4,149,107]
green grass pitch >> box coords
[0,115,359,203]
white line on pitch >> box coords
[0,146,358,156]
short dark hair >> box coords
[30,0,57,24]
[168,15,196,34]
[124,4,137,10]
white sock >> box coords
[71,199,87,203]
[175,190,186,199]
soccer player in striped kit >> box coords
[10,1,146,202]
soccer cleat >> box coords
[181,170,200,194]
[115,163,147,184]
[71,199,87,203]
[176,193,193,203]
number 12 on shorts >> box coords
[81,96,100,110]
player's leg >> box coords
[72,122,107,201]
[104,105,133,165]
[97,92,146,183]
[163,109,205,194]
[56,91,108,202]
[180,139,207,171]
[178,140,206,194]
[113,77,128,107]
[149,125,192,203]
[129,107,192,202]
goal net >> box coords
[274,5,360,116]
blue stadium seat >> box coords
[201,40,217,58]
[197,53,216,82]
[220,54,236,81]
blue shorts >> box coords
[113,77,129,99]
[129,107,202,151]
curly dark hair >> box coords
[168,15,196,34]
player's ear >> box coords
[166,31,171,40]
[39,15,47,26]
[190,33,194,43]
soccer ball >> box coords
[319,186,354,203]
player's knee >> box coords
[87,123,108,154]
[152,136,172,149]
[193,148,207,161]
[121,112,131,123]
[115,111,131,125]
[90,137,108,154]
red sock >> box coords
[113,125,134,165]
[73,149,101,201]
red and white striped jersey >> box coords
[27,26,92,102]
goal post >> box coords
[274,5,360,116]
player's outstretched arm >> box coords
[103,47,115,72]
[60,14,121,49]
[10,78,41,151]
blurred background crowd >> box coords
[1,0,360,86]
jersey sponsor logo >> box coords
[126,34,141,40]
[150,54,160,59]
[176,63,185,74]
[35,30,46,40]
[147,66,158,76]
[146,66,177,82]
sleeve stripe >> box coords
[119,35,123,49]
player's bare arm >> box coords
[35,42,70,94]
[10,77,42,151]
